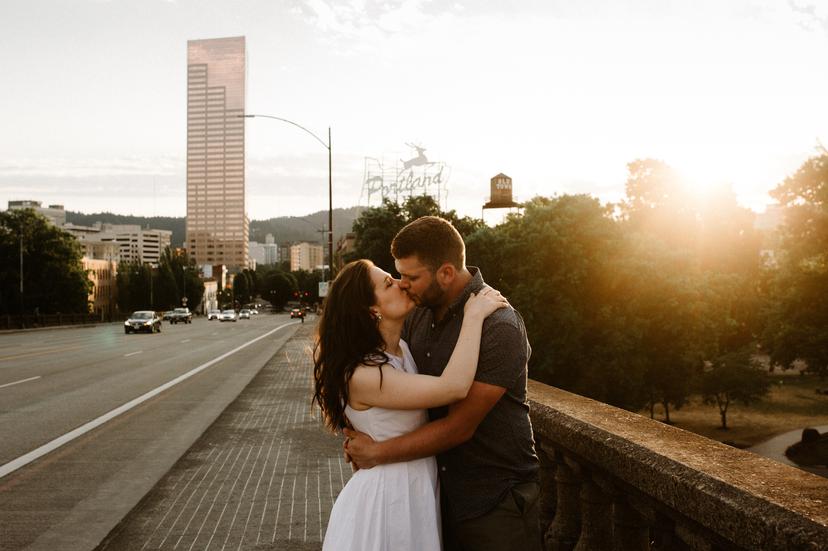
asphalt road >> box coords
[0,313,302,551]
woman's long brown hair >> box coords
[312,259,388,432]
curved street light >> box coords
[240,114,333,286]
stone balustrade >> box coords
[527,380,828,551]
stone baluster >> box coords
[651,514,688,551]
[573,472,612,551]
[611,495,650,551]
[546,452,582,551]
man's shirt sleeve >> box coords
[473,312,527,389]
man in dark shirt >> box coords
[344,216,540,551]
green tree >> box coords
[349,196,485,273]
[615,234,708,422]
[702,349,771,430]
[217,288,234,310]
[155,260,179,309]
[116,261,152,313]
[763,153,828,377]
[232,272,250,307]
[469,195,651,410]
[261,270,297,309]
[349,199,407,272]
[293,269,323,303]
[0,209,91,314]
[618,159,764,418]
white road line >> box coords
[0,321,299,481]
[181,339,190,343]
[124,351,143,357]
[0,375,41,390]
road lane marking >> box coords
[0,321,300,480]
[0,345,83,363]
[124,351,143,357]
[181,339,191,343]
[0,376,41,390]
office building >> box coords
[290,242,324,272]
[83,258,117,318]
[62,223,171,265]
[7,200,66,226]
[186,36,248,270]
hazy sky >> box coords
[1,0,826,221]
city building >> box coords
[248,233,280,267]
[185,36,249,270]
[63,223,171,265]
[80,240,120,261]
[248,240,266,266]
[112,226,171,265]
[201,280,218,315]
[83,257,117,318]
[7,200,66,226]
[290,242,324,272]
[335,232,356,270]
[264,233,279,265]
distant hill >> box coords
[65,206,365,247]
[65,212,186,246]
[250,206,364,244]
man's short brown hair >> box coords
[391,216,465,271]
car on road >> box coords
[239,309,251,319]
[207,309,221,321]
[219,309,237,322]
[169,307,193,324]
[290,308,304,319]
[162,310,174,321]
[125,311,162,334]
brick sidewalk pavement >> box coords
[97,323,350,551]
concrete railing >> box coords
[528,380,828,551]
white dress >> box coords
[323,340,441,551]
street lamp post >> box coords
[240,114,334,285]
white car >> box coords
[239,309,251,319]
[219,309,237,322]
[207,309,221,320]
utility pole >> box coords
[19,231,24,318]
[148,264,154,309]
[328,126,334,281]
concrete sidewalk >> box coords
[96,323,350,551]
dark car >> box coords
[169,307,193,324]
[125,311,162,334]
[290,308,304,319]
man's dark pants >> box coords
[443,481,543,551]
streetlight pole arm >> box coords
[243,113,335,283]
[240,114,329,151]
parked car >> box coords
[290,308,304,319]
[207,309,221,320]
[124,311,162,334]
[239,309,251,319]
[168,307,193,324]
[219,309,237,322]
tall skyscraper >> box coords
[186,36,248,269]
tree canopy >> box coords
[763,153,828,377]
[348,196,484,273]
[0,209,91,314]
[344,159,789,428]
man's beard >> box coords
[415,278,446,309]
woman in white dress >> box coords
[312,259,507,551]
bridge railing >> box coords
[528,380,828,551]
[0,313,126,331]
